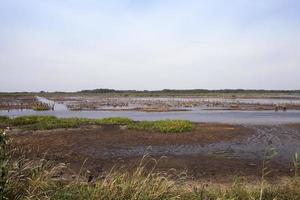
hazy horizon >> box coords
[1,0,300,92]
[2,88,300,94]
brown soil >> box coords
[8,123,294,182]
[286,124,300,129]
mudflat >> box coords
[9,123,300,182]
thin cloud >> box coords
[0,0,299,91]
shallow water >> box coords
[3,97,300,163]
[1,108,300,124]
[1,97,300,124]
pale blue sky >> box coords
[0,0,300,92]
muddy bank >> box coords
[8,123,300,181]
[2,94,300,112]
[53,95,300,112]
[45,95,300,111]
[0,95,37,110]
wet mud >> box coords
[8,123,300,181]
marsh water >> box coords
[1,97,300,124]
[2,97,300,163]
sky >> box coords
[0,0,300,92]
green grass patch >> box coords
[0,116,10,128]
[25,118,90,130]
[95,117,134,125]
[9,116,57,126]
[128,120,195,133]
[1,116,134,130]
[1,116,194,132]
[9,116,93,130]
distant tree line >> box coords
[1,89,300,95]
[77,88,300,94]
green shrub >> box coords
[0,116,10,128]
[0,116,9,121]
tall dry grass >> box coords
[2,130,300,199]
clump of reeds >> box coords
[1,130,66,199]
[54,156,186,200]
[5,158,66,199]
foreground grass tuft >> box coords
[54,158,184,200]
[1,130,300,200]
